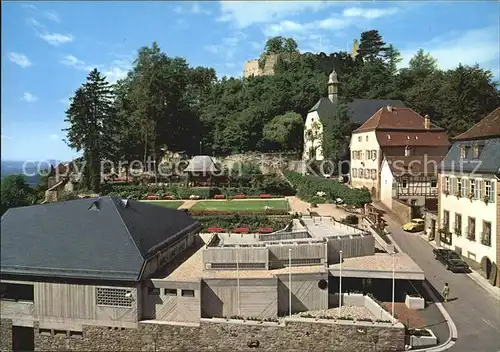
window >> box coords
[482,221,492,246]
[444,176,450,194]
[164,288,177,296]
[96,287,133,308]
[402,179,408,188]
[181,289,195,297]
[454,213,462,236]
[209,262,266,269]
[467,217,476,241]
[371,169,376,180]
[365,150,369,160]
[358,136,362,142]
[460,145,466,159]
[351,151,355,160]
[410,199,417,205]
[485,181,492,201]
[473,143,480,158]
[477,180,482,200]
[457,178,462,196]
[280,258,322,266]
[0,283,34,301]
[366,135,369,141]
[431,179,437,188]
[364,169,369,179]
[469,179,476,199]
[443,211,450,232]
[373,150,377,159]
[148,287,160,295]
[405,146,411,156]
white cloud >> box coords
[27,17,73,45]
[8,52,32,67]
[22,92,38,103]
[50,134,59,140]
[174,3,211,15]
[264,17,351,37]
[21,3,36,10]
[399,27,500,73]
[60,54,131,83]
[39,32,73,46]
[218,1,339,28]
[43,10,61,23]
[342,7,399,19]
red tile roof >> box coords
[453,107,500,140]
[376,131,450,147]
[354,106,444,132]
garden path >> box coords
[285,196,350,220]
[178,200,198,209]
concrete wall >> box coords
[268,243,325,268]
[326,234,375,261]
[391,199,412,224]
[24,319,405,352]
[277,273,328,315]
[201,278,277,318]
[203,247,269,270]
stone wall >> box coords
[0,319,12,352]
[32,320,405,351]
[221,152,303,174]
[391,199,412,224]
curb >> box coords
[416,281,458,352]
[416,235,500,300]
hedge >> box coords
[284,171,371,207]
[102,178,295,199]
[193,215,292,232]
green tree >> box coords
[1,175,35,214]
[357,30,388,62]
[63,69,119,192]
[322,100,350,162]
[263,112,303,151]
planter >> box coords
[405,294,425,310]
[409,329,437,348]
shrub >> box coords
[341,214,359,225]
[284,171,371,206]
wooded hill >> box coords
[63,30,500,191]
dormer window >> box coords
[460,145,466,159]
[473,143,481,159]
[405,146,411,156]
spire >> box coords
[327,66,339,103]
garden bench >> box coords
[259,194,271,198]
[208,227,224,233]
[234,227,250,233]
[258,228,273,233]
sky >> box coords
[2,1,499,162]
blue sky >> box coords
[2,1,499,162]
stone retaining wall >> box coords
[31,319,404,351]
[0,319,12,352]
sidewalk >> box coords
[418,234,500,300]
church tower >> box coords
[328,68,339,104]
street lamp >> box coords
[236,246,241,316]
[339,249,343,317]
[289,248,292,317]
[391,250,396,324]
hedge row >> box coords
[189,210,288,216]
[284,171,371,207]
[193,215,292,232]
[102,180,295,199]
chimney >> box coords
[424,114,430,129]
[386,105,393,112]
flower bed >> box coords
[194,215,291,233]
[284,171,371,206]
[189,209,288,216]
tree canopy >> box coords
[1,175,35,215]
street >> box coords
[381,211,500,352]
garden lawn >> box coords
[141,200,184,209]
[190,199,289,212]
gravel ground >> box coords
[282,306,375,321]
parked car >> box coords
[402,218,425,232]
[433,248,470,272]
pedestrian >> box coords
[441,282,450,302]
[426,226,432,240]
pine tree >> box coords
[63,69,119,192]
[357,30,388,62]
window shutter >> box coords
[482,181,486,200]
[463,179,468,195]
[477,180,483,199]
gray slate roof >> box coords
[309,98,406,125]
[1,196,200,282]
[439,137,500,174]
